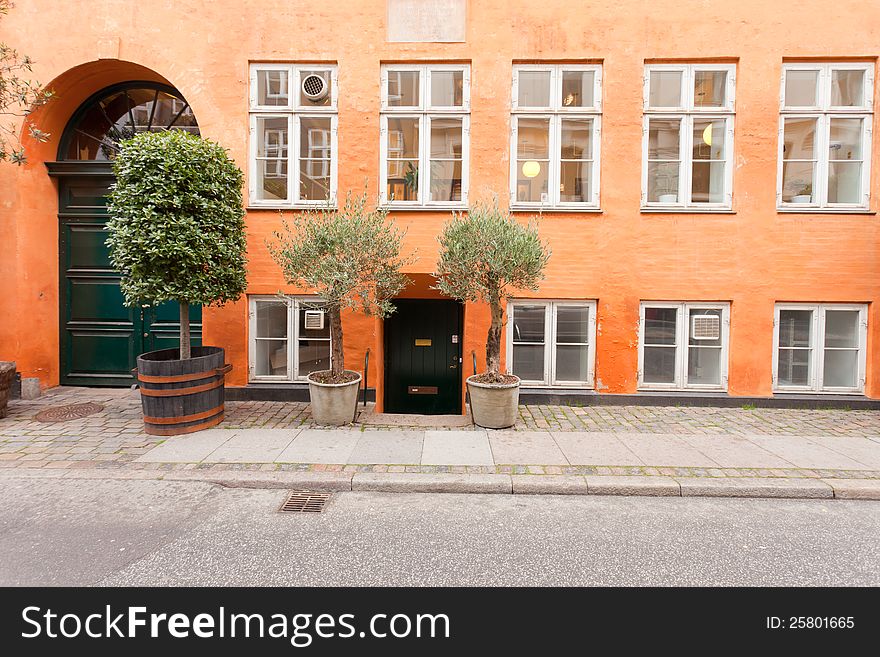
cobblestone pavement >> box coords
[0,386,878,474]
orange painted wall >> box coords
[1,0,878,402]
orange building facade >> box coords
[1,0,878,410]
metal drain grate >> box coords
[34,402,105,423]
[278,490,331,514]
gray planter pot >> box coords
[308,370,362,426]
[467,375,520,429]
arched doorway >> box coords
[46,82,201,386]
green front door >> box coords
[384,299,462,414]
[56,170,201,387]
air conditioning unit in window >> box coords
[691,314,721,340]
[304,310,325,330]
[301,74,329,102]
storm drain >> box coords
[278,490,331,514]
[34,402,105,422]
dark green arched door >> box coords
[48,82,202,386]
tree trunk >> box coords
[179,301,191,360]
[328,305,344,380]
[486,296,503,376]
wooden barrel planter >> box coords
[0,361,15,419]
[134,347,232,436]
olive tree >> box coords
[435,203,550,382]
[1,0,52,164]
[269,192,413,383]
[106,130,248,360]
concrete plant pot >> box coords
[308,370,362,426]
[467,375,521,429]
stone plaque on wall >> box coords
[387,0,466,42]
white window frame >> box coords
[772,303,868,393]
[638,301,731,391]
[248,64,338,208]
[248,295,330,383]
[505,300,598,388]
[509,64,603,210]
[379,64,470,208]
[641,64,736,210]
[777,63,874,211]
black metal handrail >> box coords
[362,348,370,407]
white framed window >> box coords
[249,64,338,207]
[510,64,602,209]
[638,302,731,390]
[773,303,867,393]
[380,64,470,207]
[506,300,597,387]
[642,64,736,210]
[778,63,873,210]
[248,296,331,382]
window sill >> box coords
[640,208,735,214]
[378,205,467,212]
[776,208,875,215]
[772,389,866,396]
[509,206,603,214]
[247,205,337,211]
[637,387,728,393]
[518,384,595,390]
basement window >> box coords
[248,296,330,382]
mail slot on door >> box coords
[408,386,438,395]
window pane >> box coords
[387,70,420,106]
[298,69,332,107]
[783,117,817,159]
[688,347,722,385]
[647,161,680,203]
[649,70,682,107]
[829,118,863,160]
[429,160,462,201]
[559,161,591,202]
[694,70,727,107]
[257,70,289,106]
[561,118,592,159]
[298,304,330,338]
[517,117,550,158]
[386,117,419,201]
[512,305,545,342]
[823,350,858,388]
[691,161,726,203]
[556,345,589,382]
[430,117,462,158]
[387,117,419,158]
[299,117,332,201]
[430,70,463,106]
[692,119,725,160]
[556,306,589,343]
[256,301,288,338]
[781,161,815,203]
[255,339,288,377]
[645,307,678,345]
[778,310,813,347]
[824,310,859,348]
[256,117,288,201]
[512,344,545,381]
[784,69,819,107]
[648,118,681,159]
[643,346,676,383]
[777,349,810,387]
[828,162,862,204]
[298,340,330,376]
[831,69,864,106]
[517,70,551,107]
[561,70,595,108]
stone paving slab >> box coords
[803,436,880,470]
[614,433,720,467]
[823,479,880,500]
[422,430,493,466]
[133,430,231,463]
[487,431,569,465]
[744,435,870,470]
[550,432,644,466]
[348,431,424,464]
[276,429,360,464]
[205,429,296,463]
[677,434,795,469]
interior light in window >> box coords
[522,160,541,178]
[563,93,575,106]
[702,123,713,146]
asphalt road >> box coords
[0,475,877,586]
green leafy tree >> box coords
[1,0,52,164]
[106,130,248,360]
[269,192,413,382]
[435,202,550,381]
